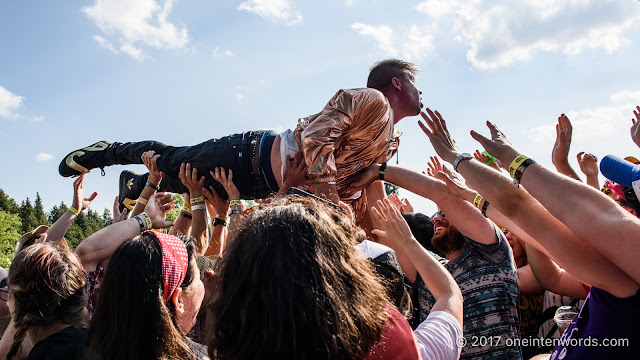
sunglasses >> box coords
[431,210,445,220]
[603,180,625,199]
[0,276,9,302]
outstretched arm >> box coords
[526,244,589,299]
[419,108,639,297]
[551,114,581,181]
[371,198,463,326]
[179,163,208,256]
[75,192,175,272]
[46,174,97,244]
[131,150,164,217]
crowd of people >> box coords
[1,59,639,359]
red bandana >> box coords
[144,231,189,304]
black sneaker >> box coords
[59,141,113,177]
[118,170,146,212]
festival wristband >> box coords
[509,155,529,178]
[473,194,483,209]
[230,200,243,206]
[183,203,191,212]
[481,200,490,217]
[180,211,192,220]
[69,206,80,215]
[139,212,152,230]
[190,196,205,205]
[134,215,146,232]
[191,204,206,211]
[138,197,149,206]
[145,181,160,191]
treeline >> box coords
[0,189,112,268]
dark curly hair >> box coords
[209,197,391,359]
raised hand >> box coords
[435,166,477,201]
[552,114,573,167]
[426,156,446,178]
[112,196,129,223]
[145,192,175,229]
[474,150,502,171]
[630,106,640,149]
[418,109,460,164]
[347,163,380,191]
[178,163,205,197]
[387,193,414,213]
[212,167,240,200]
[370,198,415,249]
[577,152,598,177]
[73,173,98,212]
[203,186,230,218]
[469,121,519,166]
[141,150,164,185]
[281,153,308,190]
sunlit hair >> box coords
[209,196,391,359]
[7,243,86,360]
[367,59,420,92]
[86,232,197,360]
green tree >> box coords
[0,190,19,214]
[34,193,49,226]
[165,193,185,223]
[19,198,39,233]
[0,210,21,268]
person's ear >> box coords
[171,287,185,314]
[391,77,402,91]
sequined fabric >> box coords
[294,88,400,199]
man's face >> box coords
[431,211,465,255]
[400,71,423,117]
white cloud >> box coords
[351,23,396,56]
[94,35,119,54]
[120,43,147,62]
[416,0,458,18]
[235,93,245,102]
[351,23,435,61]
[212,47,234,58]
[0,86,24,120]
[414,0,640,70]
[83,0,190,61]
[30,115,44,122]
[238,0,302,25]
[36,153,54,162]
[610,90,640,105]
[529,92,640,144]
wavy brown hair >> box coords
[209,197,391,360]
[7,243,86,360]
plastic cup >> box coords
[554,306,578,335]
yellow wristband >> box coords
[138,197,148,206]
[190,196,205,205]
[509,155,529,178]
[473,194,483,209]
[69,206,80,215]
[230,200,243,206]
[183,203,191,212]
[140,212,152,230]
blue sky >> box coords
[2,0,640,216]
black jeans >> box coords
[110,130,275,199]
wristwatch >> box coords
[453,153,473,172]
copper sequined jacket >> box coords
[294,88,401,200]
